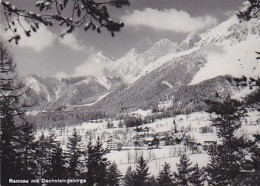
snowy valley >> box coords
[2,0,260,185]
[35,109,260,176]
[23,15,260,183]
[23,16,260,114]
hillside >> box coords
[23,16,260,115]
[24,75,122,111]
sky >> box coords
[0,0,245,77]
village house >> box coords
[203,140,217,151]
[106,138,118,150]
[160,136,174,146]
[105,135,121,150]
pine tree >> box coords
[16,122,37,180]
[173,119,178,133]
[0,42,28,185]
[132,156,150,186]
[66,128,83,178]
[107,120,111,128]
[35,132,49,179]
[157,162,174,186]
[49,142,67,179]
[151,136,159,148]
[148,175,158,186]
[251,134,260,171]
[106,162,122,186]
[43,132,59,179]
[237,0,260,21]
[118,120,123,128]
[36,133,67,181]
[0,98,20,185]
[233,134,260,185]
[205,98,250,185]
[174,154,194,186]
[189,163,205,186]
[124,166,134,186]
[85,137,109,186]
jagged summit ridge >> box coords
[57,16,259,84]
[109,38,178,82]
[23,16,260,112]
[190,16,260,84]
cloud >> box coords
[223,10,236,17]
[59,34,87,51]
[0,20,56,52]
[20,26,56,52]
[121,8,218,33]
[55,60,109,78]
[55,72,70,79]
[73,55,112,77]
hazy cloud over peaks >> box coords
[121,8,218,33]
[59,34,91,52]
[0,19,56,52]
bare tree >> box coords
[0,0,130,43]
[0,41,32,185]
[0,42,31,115]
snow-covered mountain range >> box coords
[66,38,178,83]
[24,16,260,113]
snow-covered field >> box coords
[35,110,260,175]
[108,151,209,176]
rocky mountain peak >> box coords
[177,33,201,51]
[88,51,114,64]
[124,48,138,59]
[145,38,177,54]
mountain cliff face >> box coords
[23,75,122,110]
[72,52,114,77]
[111,39,178,83]
[66,38,178,83]
[23,16,260,114]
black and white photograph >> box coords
[0,0,260,185]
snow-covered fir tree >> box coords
[189,163,206,186]
[85,137,109,186]
[174,154,194,185]
[157,162,174,186]
[66,128,84,178]
[206,98,253,185]
[43,132,60,179]
[132,156,150,186]
[106,162,122,186]
[35,133,49,179]
[16,122,37,180]
[124,166,134,186]
[49,142,67,179]
[0,42,29,185]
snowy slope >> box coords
[22,75,122,110]
[64,16,259,86]
[61,16,259,86]
[24,76,42,94]
[191,37,260,84]
[134,16,260,86]
[67,39,177,81]
[110,39,178,83]
[35,109,260,176]
[125,16,260,85]
[85,92,111,106]
[23,75,63,103]
[73,52,114,77]
[24,16,260,112]
[90,16,260,112]
[190,17,260,84]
